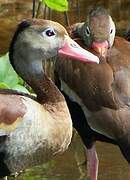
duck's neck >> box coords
[32,71,65,105]
[13,53,65,107]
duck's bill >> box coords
[92,41,109,58]
[58,36,99,64]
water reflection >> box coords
[6,134,129,180]
[0,0,130,179]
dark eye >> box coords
[110,29,113,34]
[45,28,56,37]
[85,26,90,36]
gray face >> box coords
[80,9,116,48]
[11,20,67,81]
[14,24,65,61]
[10,19,100,83]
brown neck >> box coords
[10,40,67,118]
[31,73,65,105]
[12,53,65,108]
[27,67,70,122]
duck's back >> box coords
[55,36,130,148]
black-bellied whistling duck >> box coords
[0,19,99,178]
[55,6,130,180]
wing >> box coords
[0,94,27,134]
[107,36,130,106]
[67,22,84,39]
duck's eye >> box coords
[110,29,113,34]
[44,28,56,37]
[85,26,90,36]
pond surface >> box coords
[0,0,130,179]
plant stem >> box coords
[77,0,80,21]
[32,0,36,18]
[43,5,47,19]
[64,12,70,26]
[36,1,42,18]
[48,8,52,20]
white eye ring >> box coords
[42,27,56,37]
[85,26,90,36]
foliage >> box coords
[40,0,68,12]
[0,53,30,93]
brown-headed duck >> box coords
[0,19,99,178]
[55,6,130,180]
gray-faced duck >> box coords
[55,6,130,180]
[0,19,99,178]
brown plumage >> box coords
[55,6,130,180]
[0,19,99,178]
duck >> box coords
[55,6,130,180]
[0,19,99,178]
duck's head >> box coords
[80,7,115,57]
[9,19,99,83]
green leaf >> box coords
[13,84,30,93]
[0,53,9,81]
[4,65,19,88]
[18,77,24,85]
[43,0,68,12]
[0,53,30,93]
[0,53,19,88]
[0,82,9,89]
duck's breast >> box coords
[0,95,64,173]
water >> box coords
[6,135,129,180]
[0,0,130,179]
